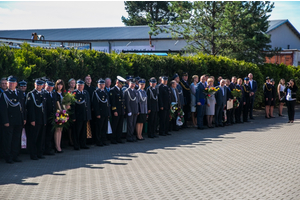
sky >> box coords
[0,1,299,32]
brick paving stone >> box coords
[0,109,300,199]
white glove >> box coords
[128,112,132,116]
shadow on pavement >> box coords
[0,107,298,186]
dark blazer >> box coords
[147,86,159,112]
[242,84,251,103]
[124,88,139,115]
[229,83,236,91]
[215,86,227,106]
[284,85,298,99]
[158,84,171,110]
[26,89,47,125]
[170,87,181,108]
[249,80,257,93]
[0,89,25,125]
[70,89,92,121]
[45,91,58,120]
[263,83,273,99]
[92,89,109,118]
[84,84,96,101]
[179,79,191,105]
[196,82,206,104]
[226,86,233,100]
[109,86,125,115]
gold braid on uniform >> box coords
[243,85,250,93]
[179,81,190,91]
[264,83,272,92]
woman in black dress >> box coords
[54,79,65,153]
[284,79,298,123]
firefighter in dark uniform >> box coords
[242,77,251,123]
[71,79,92,150]
[44,80,57,155]
[109,76,126,144]
[26,79,47,160]
[263,77,273,118]
[179,72,191,128]
[92,79,110,146]
[158,76,171,136]
[0,76,26,163]
[147,77,159,138]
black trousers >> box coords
[215,105,223,126]
[28,124,45,158]
[72,120,87,149]
[249,95,255,118]
[111,115,124,142]
[95,117,108,145]
[243,99,250,122]
[0,125,3,159]
[183,104,190,126]
[45,121,54,153]
[235,104,242,123]
[2,125,22,161]
[286,100,296,120]
[148,111,158,137]
[159,109,169,134]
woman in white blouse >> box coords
[277,79,286,116]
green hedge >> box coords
[0,43,299,108]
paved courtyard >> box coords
[0,109,300,200]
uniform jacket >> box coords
[176,84,185,107]
[70,89,92,121]
[26,89,47,125]
[0,89,26,125]
[158,84,171,110]
[243,84,251,103]
[170,87,181,108]
[263,83,273,99]
[92,88,110,118]
[45,90,58,120]
[147,86,159,112]
[137,89,147,114]
[109,86,125,115]
[124,88,139,115]
[179,79,191,105]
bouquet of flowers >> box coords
[170,102,185,125]
[62,91,76,107]
[204,87,219,98]
[231,89,242,99]
[53,109,70,129]
[233,98,240,108]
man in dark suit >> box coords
[70,79,92,150]
[215,79,227,127]
[124,78,139,142]
[92,79,110,146]
[84,75,96,144]
[158,76,171,136]
[225,79,233,125]
[248,73,257,119]
[0,77,7,159]
[243,77,251,122]
[44,81,57,155]
[229,76,237,124]
[109,76,126,144]
[147,77,159,138]
[179,72,190,128]
[26,79,47,160]
[0,76,26,163]
[196,75,207,129]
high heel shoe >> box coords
[55,149,63,153]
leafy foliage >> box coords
[0,44,299,107]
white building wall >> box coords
[268,23,300,49]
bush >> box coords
[0,44,298,107]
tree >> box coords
[121,1,176,26]
[150,1,278,64]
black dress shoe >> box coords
[250,117,255,120]
[44,151,55,155]
[126,139,134,142]
[80,146,90,149]
[117,140,125,143]
[159,133,166,136]
[270,116,275,118]
[55,149,64,153]
[148,135,154,138]
[166,133,171,135]
[31,156,39,160]
[111,140,118,144]
[13,158,22,162]
[96,143,104,147]
[74,147,80,150]
[6,159,14,164]
[137,138,145,140]
[37,156,45,159]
